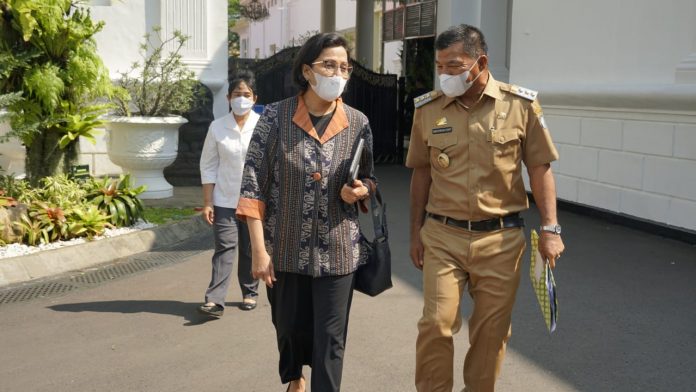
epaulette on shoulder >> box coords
[414,90,443,109]
[508,84,538,101]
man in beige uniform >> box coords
[407,25,565,392]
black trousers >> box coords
[268,271,355,392]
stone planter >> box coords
[0,111,26,177]
[106,116,187,199]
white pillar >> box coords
[480,0,511,82]
[321,0,336,33]
[436,0,481,35]
[355,0,375,67]
[435,0,511,82]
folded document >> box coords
[530,229,558,333]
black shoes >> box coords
[197,303,224,317]
[239,299,257,311]
[198,299,256,315]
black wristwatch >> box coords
[540,224,562,235]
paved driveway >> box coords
[0,165,694,391]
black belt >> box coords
[427,213,524,232]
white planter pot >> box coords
[106,116,187,199]
[0,111,26,178]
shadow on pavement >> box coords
[48,300,232,326]
[374,164,696,392]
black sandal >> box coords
[197,303,224,317]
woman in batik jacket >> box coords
[236,32,376,392]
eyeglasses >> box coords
[311,60,353,78]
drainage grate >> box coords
[70,259,160,285]
[0,282,79,304]
[131,249,202,265]
[0,232,212,305]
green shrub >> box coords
[1,174,147,246]
[0,174,32,201]
[66,204,113,240]
[84,174,146,227]
[14,201,68,245]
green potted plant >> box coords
[106,26,199,199]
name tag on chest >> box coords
[432,127,453,135]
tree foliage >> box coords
[0,0,113,185]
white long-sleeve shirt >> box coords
[200,111,260,208]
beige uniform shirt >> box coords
[406,74,559,221]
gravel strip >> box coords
[0,221,156,259]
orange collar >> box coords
[292,95,350,144]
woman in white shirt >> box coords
[198,71,260,317]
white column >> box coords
[480,0,511,82]
[321,0,336,33]
[159,0,227,118]
[160,0,208,67]
[436,0,481,35]
[355,0,374,67]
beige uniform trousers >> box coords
[415,218,526,392]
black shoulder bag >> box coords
[354,187,393,296]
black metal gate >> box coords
[229,48,401,163]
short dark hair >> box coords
[435,24,488,58]
[291,32,351,91]
[228,69,256,96]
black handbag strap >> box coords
[369,187,388,242]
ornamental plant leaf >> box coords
[24,63,64,113]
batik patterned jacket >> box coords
[236,95,376,277]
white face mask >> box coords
[309,71,347,102]
[229,96,255,116]
[438,57,483,98]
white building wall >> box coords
[240,0,359,59]
[510,0,696,85]
[79,0,229,176]
[509,0,696,232]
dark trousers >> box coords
[204,206,259,306]
[268,271,355,392]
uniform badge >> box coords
[432,127,452,134]
[531,101,547,129]
[510,85,538,101]
[436,117,448,126]
[414,91,443,108]
[497,112,507,120]
[437,153,450,168]
[532,103,543,116]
